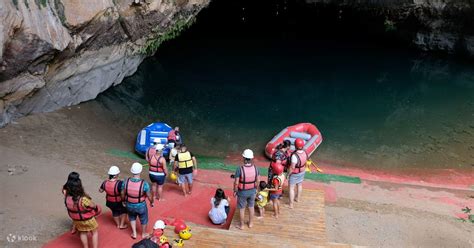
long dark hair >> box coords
[64,172,90,202]
[275,140,291,150]
[213,188,226,208]
[62,172,80,191]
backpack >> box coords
[131,238,158,248]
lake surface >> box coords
[95,0,474,169]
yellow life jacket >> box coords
[177,151,194,168]
[257,190,269,206]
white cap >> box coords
[242,149,254,159]
[155,144,164,151]
[153,220,166,229]
[130,162,143,174]
[108,166,120,175]
[153,138,160,143]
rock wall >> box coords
[0,0,209,126]
[306,0,474,56]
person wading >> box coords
[146,143,168,201]
[122,162,154,239]
[233,149,259,230]
[288,138,308,209]
[173,144,197,196]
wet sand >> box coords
[0,102,473,247]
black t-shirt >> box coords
[175,152,194,174]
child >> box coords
[208,188,230,225]
[268,163,285,219]
[255,181,269,219]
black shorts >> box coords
[106,201,127,217]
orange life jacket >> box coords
[124,178,146,203]
[64,196,95,221]
[103,180,122,203]
[292,150,308,174]
[149,155,165,173]
[167,130,177,141]
[238,164,258,190]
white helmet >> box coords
[153,138,160,144]
[242,149,254,159]
[130,162,143,174]
[108,166,120,175]
[153,220,166,229]
[155,144,164,151]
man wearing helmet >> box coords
[288,138,308,209]
[233,149,259,230]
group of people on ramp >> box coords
[232,137,308,230]
[62,126,310,248]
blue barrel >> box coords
[135,122,173,157]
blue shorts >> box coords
[127,203,148,224]
[178,173,193,185]
[270,194,282,200]
[149,174,166,185]
[237,189,256,209]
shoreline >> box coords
[0,103,473,247]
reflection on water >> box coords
[95,0,474,169]
[96,37,474,169]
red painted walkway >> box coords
[44,171,237,248]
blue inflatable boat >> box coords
[135,122,176,158]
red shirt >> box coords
[272,177,283,195]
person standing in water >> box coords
[147,143,168,201]
[99,166,128,229]
[288,138,308,209]
[122,163,154,239]
[233,149,259,230]
[173,144,197,196]
[64,172,99,248]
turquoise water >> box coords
[96,2,474,169]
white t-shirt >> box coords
[169,148,178,162]
[208,198,229,224]
[291,150,305,164]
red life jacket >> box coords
[167,130,177,141]
[124,178,146,203]
[238,164,258,190]
[292,150,308,174]
[149,155,165,173]
[64,196,95,221]
[102,180,122,203]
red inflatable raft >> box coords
[265,123,323,159]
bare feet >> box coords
[248,222,253,228]
[187,191,192,195]
[131,233,137,239]
[235,224,244,230]
[273,213,279,219]
[294,198,299,202]
[256,216,263,219]
[288,204,294,209]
